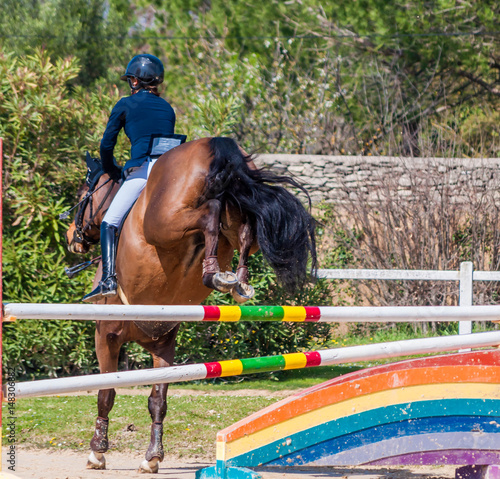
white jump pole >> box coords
[10,330,500,399]
[4,303,500,323]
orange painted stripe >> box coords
[292,350,500,398]
[217,363,500,443]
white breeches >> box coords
[103,158,158,228]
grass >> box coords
[4,366,360,460]
[6,394,276,460]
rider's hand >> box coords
[107,167,122,182]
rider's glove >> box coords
[107,167,122,182]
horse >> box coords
[65,136,317,473]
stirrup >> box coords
[82,277,117,303]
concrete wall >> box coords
[254,154,500,204]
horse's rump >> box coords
[205,137,317,292]
[113,137,316,305]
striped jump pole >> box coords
[4,303,500,323]
[9,330,500,399]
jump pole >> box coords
[8,330,500,399]
[4,302,500,323]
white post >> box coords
[459,261,473,335]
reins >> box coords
[77,178,116,241]
[59,178,114,220]
[61,175,118,279]
[61,175,118,247]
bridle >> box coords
[73,176,117,246]
[61,169,119,247]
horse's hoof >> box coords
[212,271,238,293]
[87,451,106,469]
[231,283,255,303]
[139,457,160,473]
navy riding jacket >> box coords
[100,89,176,172]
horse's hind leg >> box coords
[200,199,237,292]
[87,322,123,470]
[232,221,256,303]
[137,325,179,474]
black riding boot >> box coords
[82,222,118,303]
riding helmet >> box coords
[120,54,164,85]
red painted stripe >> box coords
[305,351,322,367]
[305,306,321,322]
[203,306,221,321]
[205,362,222,378]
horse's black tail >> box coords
[205,137,317,293]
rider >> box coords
[83,53,180,303]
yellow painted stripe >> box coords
[221,382,500,461]
[219,306,242,322]
[283,353,308,370]
[282,306,307,322]
[216,440,227,461]
[219,360,244,377]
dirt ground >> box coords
[2,447,459,479]
[2,388,459,479]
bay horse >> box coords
[65,137,317,473]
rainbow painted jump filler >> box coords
[198,350,500,479]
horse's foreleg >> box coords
[87,389,116,469]
[232,221,256,303]
[200,199,237,292]
[87,323,122,470]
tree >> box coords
[285,0,500,155]
[142,0,499,156]
[0,0,135,85]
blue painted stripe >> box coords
[227,399,500,468]
[196,465,262,479]
[269,419,500,466]
[309,432,500,466]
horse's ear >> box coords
[85,152,101,171]
[84,152,103,186]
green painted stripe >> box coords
[239,306,285,321]
[240,355,287,374]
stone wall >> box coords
[254,154,500,204]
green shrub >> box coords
[0,49,118,379]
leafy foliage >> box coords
[0,0,134,86]
[145,0,499,156]
[0,50,116,378]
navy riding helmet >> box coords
[120,54,164,87]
